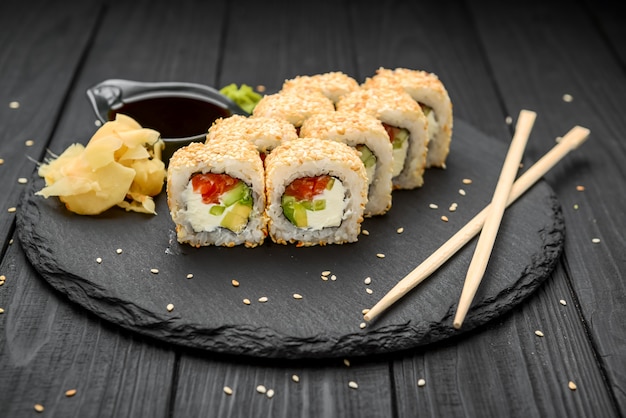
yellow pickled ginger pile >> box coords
[36,114,166,215]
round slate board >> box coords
[17,120,564,359]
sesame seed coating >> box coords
[207,114,298,153]
[252,89,335,127]
[282,71,360,103]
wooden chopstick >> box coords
[452,110,536,329]
[363,124,590,322]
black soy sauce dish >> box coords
[86,79,248,163]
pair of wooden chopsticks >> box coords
[363,111,590,327]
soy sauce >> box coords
[108,96,231,139]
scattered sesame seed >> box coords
[343,359,351,367]
[505,116,513,125]
[417,378,426,387]
[266,389,275,398]
[166,303,174,312]
[256,85,266,93]
[429,203,438,209]
[568,381,577,390]
[576,185,585,191]
[591,238,601,244]
[441,215,449,222]
[256,385,267,394]
[555,136,562,143]
[243,298,251,305]
[562,94,574,103]
[458,189,466,196]
[8,239,12,245]
[223,386,233,395]
[559,299,567,306]
[364,277,372,285]
[231,279,240,287]
[65,389,77,397]
[320,275,329,281]
[376,253,385,258]
[9,101,20,109]
[0,308,4,314]
[359,322,367,329]
[293,293,303,299]
[330,274,337,281]
[96,257,102,264]
[0,275,5,281]
[362,308,370,315]
[396,227,404,234]
[573,204,579,210]
[321,271,331,276]
[95,120,102,127]
[0,158,4,164]
[34,404,44,413]
[348,381,359,389]
[361,229,369,236]
[186,273,194,279]
[535,330,544,337]
[449,203,458,212]
[366,288,373,294]
[292,374,300,383]
[7,207,16,213]
[18,177,27,184]
[25,140,34,147]
[462,178,473,185]
[258,296,268,303]
[150,268,159,274]
[116,248,123,254]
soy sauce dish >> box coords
[86,79,248,162]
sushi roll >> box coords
[336,87,429,190]
[206,114,298,162]
[251,89,335,134]
[167,140,266,248]
[281,71,360,104]
[299,111,393,217]
[265,137,368,246]
[363,67,453,168]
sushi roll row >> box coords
[166,68,453,248]
[167,115,367,247]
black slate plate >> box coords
[17,120,564,359]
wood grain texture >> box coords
[0,0,101,249]
[467,0,626,412]
[0,0,624,416]
[0,240,177,418]
[349,0,623,416]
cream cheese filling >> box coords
[181,181,241,232]
[305,178,346,230]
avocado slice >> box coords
[220,201,252,233]
[281,195,308,227]
[392,128,410,150]
[221,181,251,207]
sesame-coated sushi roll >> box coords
[206,114,298,161]
[265,138,368,246]
[251,89,335,134]
[281,71,360,104]
[336,87,429,190]
[363,67,453,168]
[300,111,393,217]
[167,140,266,248]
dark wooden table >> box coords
[1,0,624,417]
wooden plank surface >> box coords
[468,1,626,413]
[349,1,620,416]
[0,0,178,416]
[0,0,624,417]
